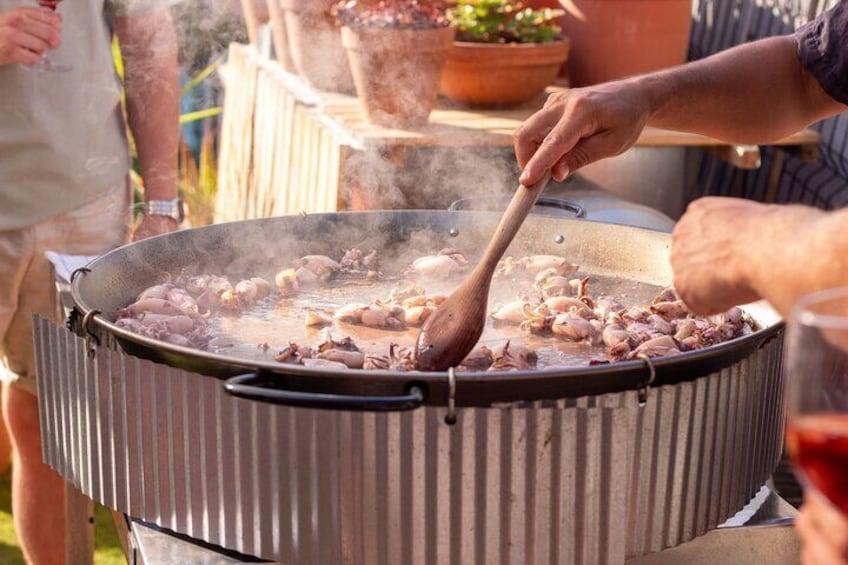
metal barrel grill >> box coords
[37,210,786,563]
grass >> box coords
[0,470,126,564]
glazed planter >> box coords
[341,26,455,128]
[280,0,355,93]
[562,0,692,86]
[440,39,571,108]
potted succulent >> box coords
[336,0,456,128]
[439,0,570,108]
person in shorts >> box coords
[0,1,181,562]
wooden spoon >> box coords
[415,171,553,371]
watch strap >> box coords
[143,198,184,222]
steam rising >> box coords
[271,1,525,209]
[172,0,248,74]
[117,1,523,228]
[346,146,521,210]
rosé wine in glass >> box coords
[784,286,848,517]
[786,413,848,515]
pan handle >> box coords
[448,196,586,218]
[224,372,425,412]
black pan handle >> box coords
[448,196,586,218]
[224,372,424,412]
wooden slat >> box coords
[318,128,334,212]
[266,77,287,216]
[252,68,279,219]
[305,109,320,213]
[275,92,298,216]
[289,106,307,213]
[325,137,341,213]
[215,44,260,223]
[336,144,354,211]
[312,119,325,213]
[309,110,322,213]
[312,116,326,213]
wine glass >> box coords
[27,0,72,73]
[784,286,848,517]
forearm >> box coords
[744,206,848,317]
[633,36,845,144]
[114,11,180,201]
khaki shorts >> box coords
[0,185,131,395]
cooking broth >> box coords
[208,270,666,370]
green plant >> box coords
[447,0,563,43]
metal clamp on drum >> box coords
[636,353,657,406]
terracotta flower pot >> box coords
[439,40,571,108]
[280,0,355,93]
[562,0,692,86]
[341,26,456,128]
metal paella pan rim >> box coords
[76,308,782,404]
[70,210,783,407]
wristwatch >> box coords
[142,198,184,223]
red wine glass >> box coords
[28,0,72,72]
[785,286,848,517]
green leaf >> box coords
[180,56,222,97]
[179,107,223,124]
[449,0,562,43]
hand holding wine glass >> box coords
[796,493,848,564]
[29,0,70,72]
[0,5,61,66]
[785,287,848,564]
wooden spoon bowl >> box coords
[415,171,553,371]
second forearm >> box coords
[744,206,848,317]
[118,13,180,201]
[633,36,835,144]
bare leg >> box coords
[0,368,17,476]
[2,383,66,565]
[0,409,13,476]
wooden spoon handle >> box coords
[477,171,553,275]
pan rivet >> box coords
[554,235,565,244]
[449,228,459,237]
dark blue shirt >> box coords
[796,1,848,105]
